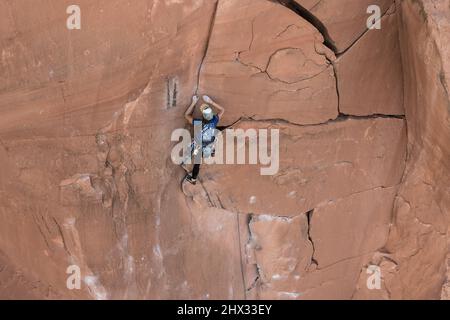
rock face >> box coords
[377,0,450,299]
[198,0,338,126]
[336,4,404,116]
[352,0,450,300]
[200,118,406,216]
[0,0,448,300]
[293,0,394,53]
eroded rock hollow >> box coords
[0,0,449,299]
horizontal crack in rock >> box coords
[245,113,405,128]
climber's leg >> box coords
[186,164,200,185]
[192,163,200,179]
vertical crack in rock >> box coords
[272,1,402,119]
[195,0,219,94]
[306,210,318,268]
[273,0,337,54]
[246,275,260,293]
[329,58,341,114]
[270,0,341,116]
[236,213,248,299]
[246,214,262,295]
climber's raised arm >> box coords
[203,95,225,119]
[185,95,199,124]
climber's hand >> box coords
[186,95,198,123]
[203,95,213,104]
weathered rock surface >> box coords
[1,0,224,299]
[0,0,449,300]
[293,0,394,53]
[310,187,398,268]
[336,4,404,116]
[199,118,406,216]
[374,0,450,300]
[198,0,338,126]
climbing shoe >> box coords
[185,174,197,185]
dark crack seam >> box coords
[336,4,396,57]
[246,215,263,294]
[236,214,248,299]
[272,1,398,116]
[195,1,219,94]
[275,0,395,56]
[270,0,342,114]
[274,0,337,54]
[306,210,318,267]
[247,113,405,129]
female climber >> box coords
[184,95,225,185]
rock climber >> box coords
[184,95,225,185]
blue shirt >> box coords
[193,115,219,145]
